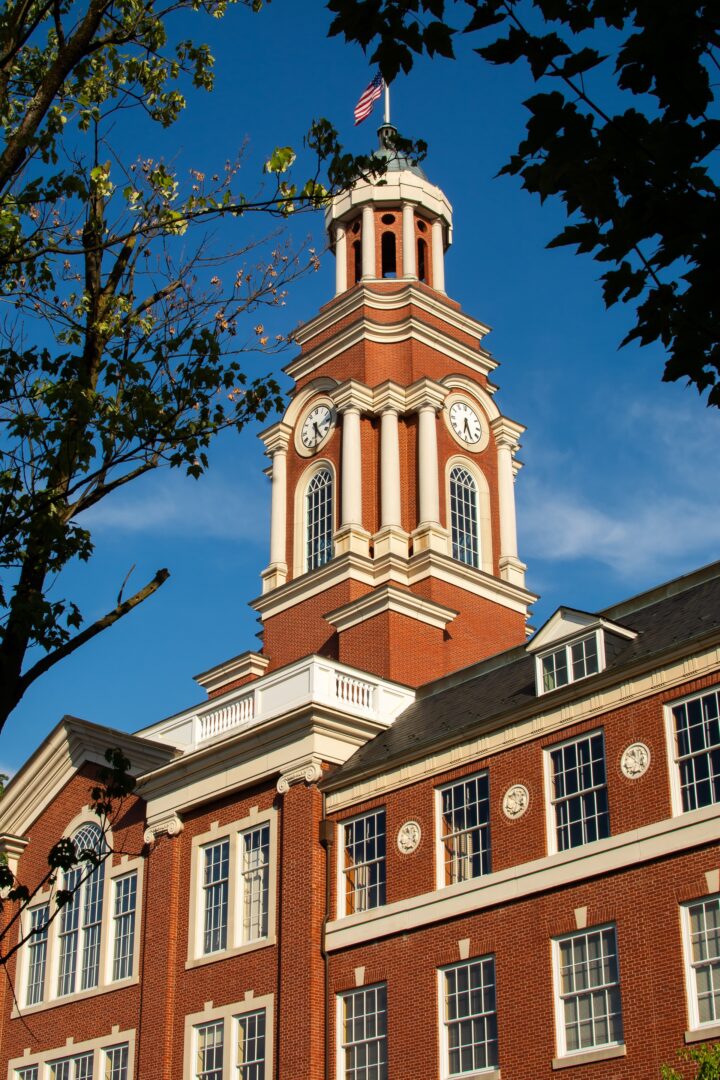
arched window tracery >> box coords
[306,468,334,571]
[57,822,107,996]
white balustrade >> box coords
[198,692,254,741]
[335,672,375,710]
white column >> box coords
[402,204,416,278]
[380,408,401,527]
[335,222,347,295]
[432,218,445,293]
[417,405,440,526]
[269,447,287,565]
[361,205,375,279]
[341,406,363,526]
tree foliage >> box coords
[328,0,720,405]
[662,1043,720,1080]
[0,747,136,979]
[0,0,418,733]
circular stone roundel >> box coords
[502,784,530,820]
[620,742,651,779]
[396,820,422,854]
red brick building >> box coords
[2,128,719,1080]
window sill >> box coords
[11,974,138,1019]
[686,1024,720,1044]
[185,933,275,970]
[552,1044,626,1070]
[447,1070,500,1080]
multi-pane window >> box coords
[339,985,388,1080]
[104,1046,129,1080]
[449,466,479,568]
[555,926,623,1055]
[684,895,720,1027]
[672,687,720,812]
[441,958,498,1077]
[342,810,386,915]
[440,774,491,885]
[306,468,334,571]
[202,839,230,955]
[17,1069,38,1080]
[50,1053,94,1080]
[25,904,49,1006]
[541,634,600,693]
[549,732,610,851]
[57,822,107,997]
[237,1010,266,1080]
[196,1022,224,1080]
[242,826,270,942]
[112,873,138,981]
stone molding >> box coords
[194,651,270,694]
[144,811,184,845]
[326,584,458,633]
[259,420,292,456]
[276,757,324,794]
[0,832,29,871]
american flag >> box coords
[354,72,384,126]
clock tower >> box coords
[251,126,536,688]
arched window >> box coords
[417,238,427,282]
[381,231,397,278]
[306,468,334,571]
[352,240,362,284]
[57,822,107,996]
[449,465,480,568]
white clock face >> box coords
[301,404,333,449]
[449,401,482,444]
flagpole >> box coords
[384,81,390,125]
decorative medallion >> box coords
[396,820,422,854]
[620,742,650,779]
[502,784,530,820]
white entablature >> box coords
[136,654,416,754]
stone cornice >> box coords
[293,283,490,350]
[326,584,458,633]
[250,551,376,619]
[194,651,270,694]
[287,315,496,384]
[0,716,176,839]
[407,549,538,611]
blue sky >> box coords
[3,2,719,775]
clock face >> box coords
[301,404,333,449]
[449,401,482,445]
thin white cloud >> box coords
[82,471,269,543]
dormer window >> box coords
[540,633,600,693]
[527,607,637,698]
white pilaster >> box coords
[380,408,401,528]
[335,222,347,295]
[406,379,448,555]
[331,381,373,558]
[259,422,292,593]
[402,204,416,278]
[491,416,527,588]
[361,205,375,279]
[432,218,445,293]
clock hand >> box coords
[463,418,471,437]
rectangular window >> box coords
[440,774,490,886]
[112,873,137,981]
[339,985,387,1080]
[684,895,720,1028]
[342,810,386,915]
[555,926,623,1056]
[237,1010,266,1080]
[441,958,498,1077]
[196,1021,224,1080]
[80,864,105,990]
[242,825,270,943]
[57,867,82,997]
[13,1041,131,1080]
[202,840,230,955]
[26,904,49,1006]
[672,688,720,812]
[549,731,609,851]
[540,634,599,693]
[104,1046,129,1080]
[17,1069,38,1080]
[50,1053,94,1080]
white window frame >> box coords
[336,983,388,1080]
[187,807,277,968]
[543,730,610,855]
[535,631,605,696]
[337,807,387,918]
[292,459,337,578]
[681,894,720,1037]
[16,813,143,1016]
[8,1027,135,1080]
[665,685,720,817]
[435,773,491,890]
[444,456,493,576]
[438,956,500,1079]
[552,924,624,1063]
[182,994,274,1080]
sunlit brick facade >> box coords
[2,131,719,1080]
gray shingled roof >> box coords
[321,562,720,791]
